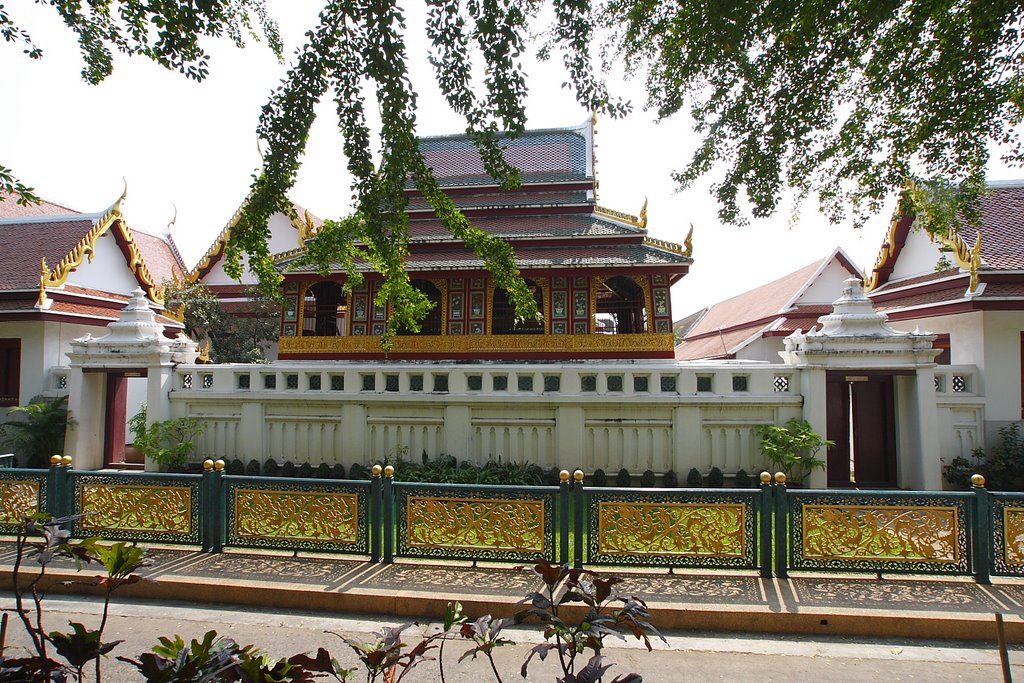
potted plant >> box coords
[129,406,207,472]
[0,395,75,468]
[756,418,834,486]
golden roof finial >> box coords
[638,198,648,230]
[37,257,49,307]
[683,224,694,257]
[969,230,983,292]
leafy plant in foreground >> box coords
[0,395,74,468]
[517,558,662,682]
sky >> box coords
[3,2,1014,319]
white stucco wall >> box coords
[982,311,1023,422]
[736,336,786,363]
[200,212,301,286]
[65,232,143,294]
[888,226,947,281]
[799,258,857,304]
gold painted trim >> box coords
[78,483,194,535]
[934,230,983,293]
[597,501,747,558]
[802,503,960,564]
[588,276,603,328]
[486,282,495,336]
[594,205,640,227]
[280,332,676,355]
[683,224,694,258]
[434,278,449,334]
[405,494,546,552]
[865,192,913,292]
[638,197,648,229]
[232,489,360,543]
[643,236,688,257]
[38,189,165,306]
[631,274,652,333]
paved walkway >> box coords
[1,544,1023,644]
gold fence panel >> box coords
[802,504,959,563]
[597,501,747,558]
[79,484,193,536]
[233,489,360,544]
[406,495,546,553]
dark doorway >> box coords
[103,372,128,467]
[825,372,899,488]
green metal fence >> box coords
[1,461,1020,583]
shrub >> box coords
[0,395,74,468]
[297,462,313,478]
[616,468,631,487]
[315,462,331,479]
[945,423,1024,491]
[227,458,244,475]
[686,467,703,487]
[127,405,205,471]
[707,466,725,488]
[263,458,280,477]
[523,463,545,486]
[544,466,562,486]
[245,459,261,476]
[640,469,656,487]
[592,468,607,487]
[757,418,833,484]
[331,462,347,479]
[349,462,368,479]
[281,460,297,478]
[734,468,751,488]
[663,469,678,488]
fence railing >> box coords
[0,461,1016,584]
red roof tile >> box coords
[0,217,98,289]
[871,287,967,312]
[131,229,183,286]
[0,192,79,218]
[676,324,766,360]
[979,282,1024,297]
[960,184,1024,269]
[408,214,641,241]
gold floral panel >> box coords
[280,333,675,356]
[597,501,747,558]
[233,489,360,544]
[0,479,41,525]
[79,484,193,536]
[1002,507,1024,567]
[405,496,546,554]
[802,504,960,564]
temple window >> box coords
[398,280,443,335]
[492,279,544,335]
[596,276,647,334]
[303,281,347,336]
[0,339,21,407]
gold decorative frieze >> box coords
[598,501,747,557]
[233,489,359,543]
[642,236,688,257]
[1003,507,1024,566]
[279,332,675,355]
[594,206,640,227]
[406,495,546,552]
[802,504,959,563]
[0,480,41,524]
[79,484,193,535]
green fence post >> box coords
[972,474,992,585]
[212,459,226,552]
[774,472,789,579]
[201,460,214,552]
[759,472,774,578]
[573,470,584,568]
[370,467,382,563]
[382,465,394,564]
[46,455,63,518]
[559,470,570,565]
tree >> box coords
[602,0,1024,233]
[164,281,279,363]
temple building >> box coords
[266,119,692,360]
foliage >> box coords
[734,469,751,489]
[639,469,656,488]
[263,458,280,477]
[615,468,631,488]
[706,467,724,488]
[518,558,662,682]
[316,462,332,479]
[5,513,149,682]
[245,459,261,476]
[331,463,347,479]
[592,468,608,487]
[164,281,280,364]
[298,462,314,479]
[348,463,367,480]
[282,460,298,478]
[227,458,245,475]
[603,0,1022,234]
[387,453,545,486]
[945,423,1024,491]
[757,419,834,484]
[662,470,677,488]
[0,395,73,468]
[128,406,207,470]
[685,468,702,487]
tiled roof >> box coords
[683,259,826,339]
[416,125,591,187]
[0,192,79,218]
[960,184,1024,269]
[407,189,591,211]
[870,268,961,294]
[675,324,764,360]
[131,229,184,286]
[981,282,1024,297]
[0,217,98,288]
[871,286,967,312]
[408,214,642,241]
[280,242,689,273]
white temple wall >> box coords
[65,233,142,294]
[1,320,90,419]
[169,362,805,476]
